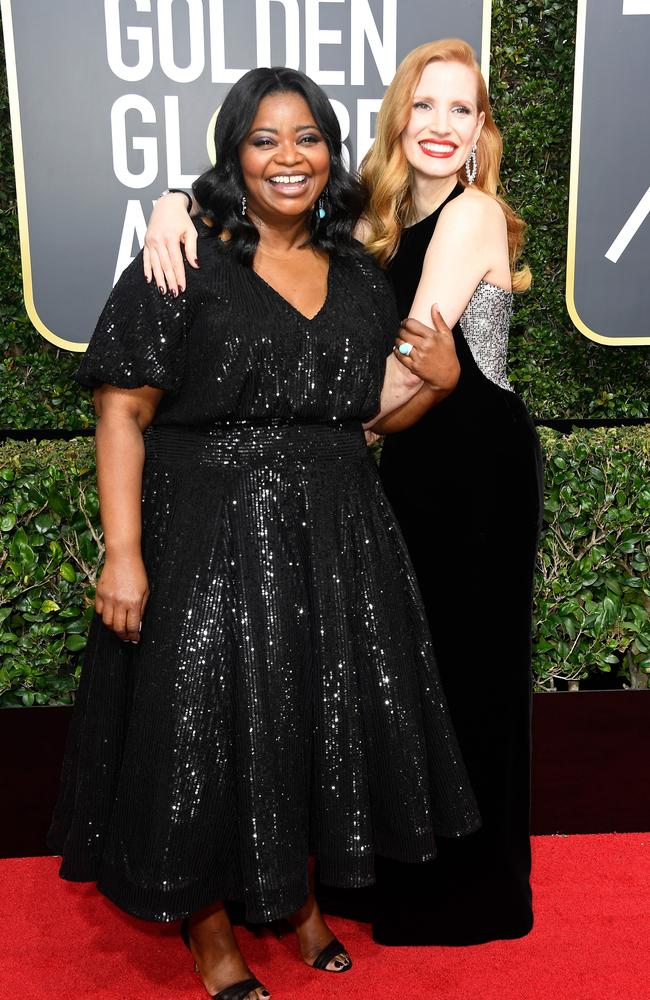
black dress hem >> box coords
[49,835,477,925]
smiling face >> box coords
[238,90,331,223]
[400,60,485,182]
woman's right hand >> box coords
[95,554,150,643]
[143,192,198,295]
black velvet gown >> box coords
[48,223,480,925]
[375,184,544,945]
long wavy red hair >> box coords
[360,39,531,292]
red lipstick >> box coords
[418,140,457,159]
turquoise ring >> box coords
[398,342,414,356]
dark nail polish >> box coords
[179,286,185,294]
[145,276,151,283]
[194,259,200,267]
[159,285,165,294]
[172,288,178,298]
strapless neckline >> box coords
[473,277,513,299]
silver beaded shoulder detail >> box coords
[459,280,514,392]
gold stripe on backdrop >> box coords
[1,0,84,351]
[565,0,649,346]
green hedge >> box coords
[1,1,648,427]
[0,438,98,706]
[535,426,650,691]
[1,429,648,706]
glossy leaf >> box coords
[64,634,87,653]
[59,563,77,583]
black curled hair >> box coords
[193,67,368,264]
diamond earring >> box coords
[241,194,247,216]
[465,144,478,185]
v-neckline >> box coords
[251,256,333,323]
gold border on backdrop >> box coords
[1,0,84,351]
[566,0,649,346]
[2,0,493,353]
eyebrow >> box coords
[414,94,475,107]
[249,124,320,135]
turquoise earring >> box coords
[316,189,329,220]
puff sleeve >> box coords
[76,252,191,395]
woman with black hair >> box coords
[49,68,479,1000]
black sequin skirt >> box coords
[49,421,479,923]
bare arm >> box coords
[365,305,459,430]
[373,351,423,420]
[143,192,200,295]
[371,384,441,435]
[409,190,511,330]
[93,384,162,642]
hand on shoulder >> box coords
[143,192,199,295]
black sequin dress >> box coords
[49,223,480,925]
[376,184,544,945]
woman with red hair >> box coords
[362,39,543,945]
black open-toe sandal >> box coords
[270,920,351,974]
[310,937,352,973]
[208,981,267,1000]
[180,919,270,1000]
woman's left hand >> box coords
[393,303,460,392]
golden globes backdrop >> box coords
[1,0,490,350]
[567,0,650,344]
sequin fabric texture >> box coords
[48,223,480,924]
[459,280,514,392]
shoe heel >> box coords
[180,920,200,974]
[179,917,191,951]
[269,918,292,939]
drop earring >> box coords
[465,144,478,186]
[316,188,329,220]
[241,194,247,216]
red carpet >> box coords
[2,834,648,1000]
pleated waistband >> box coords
[144,421,369,469]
